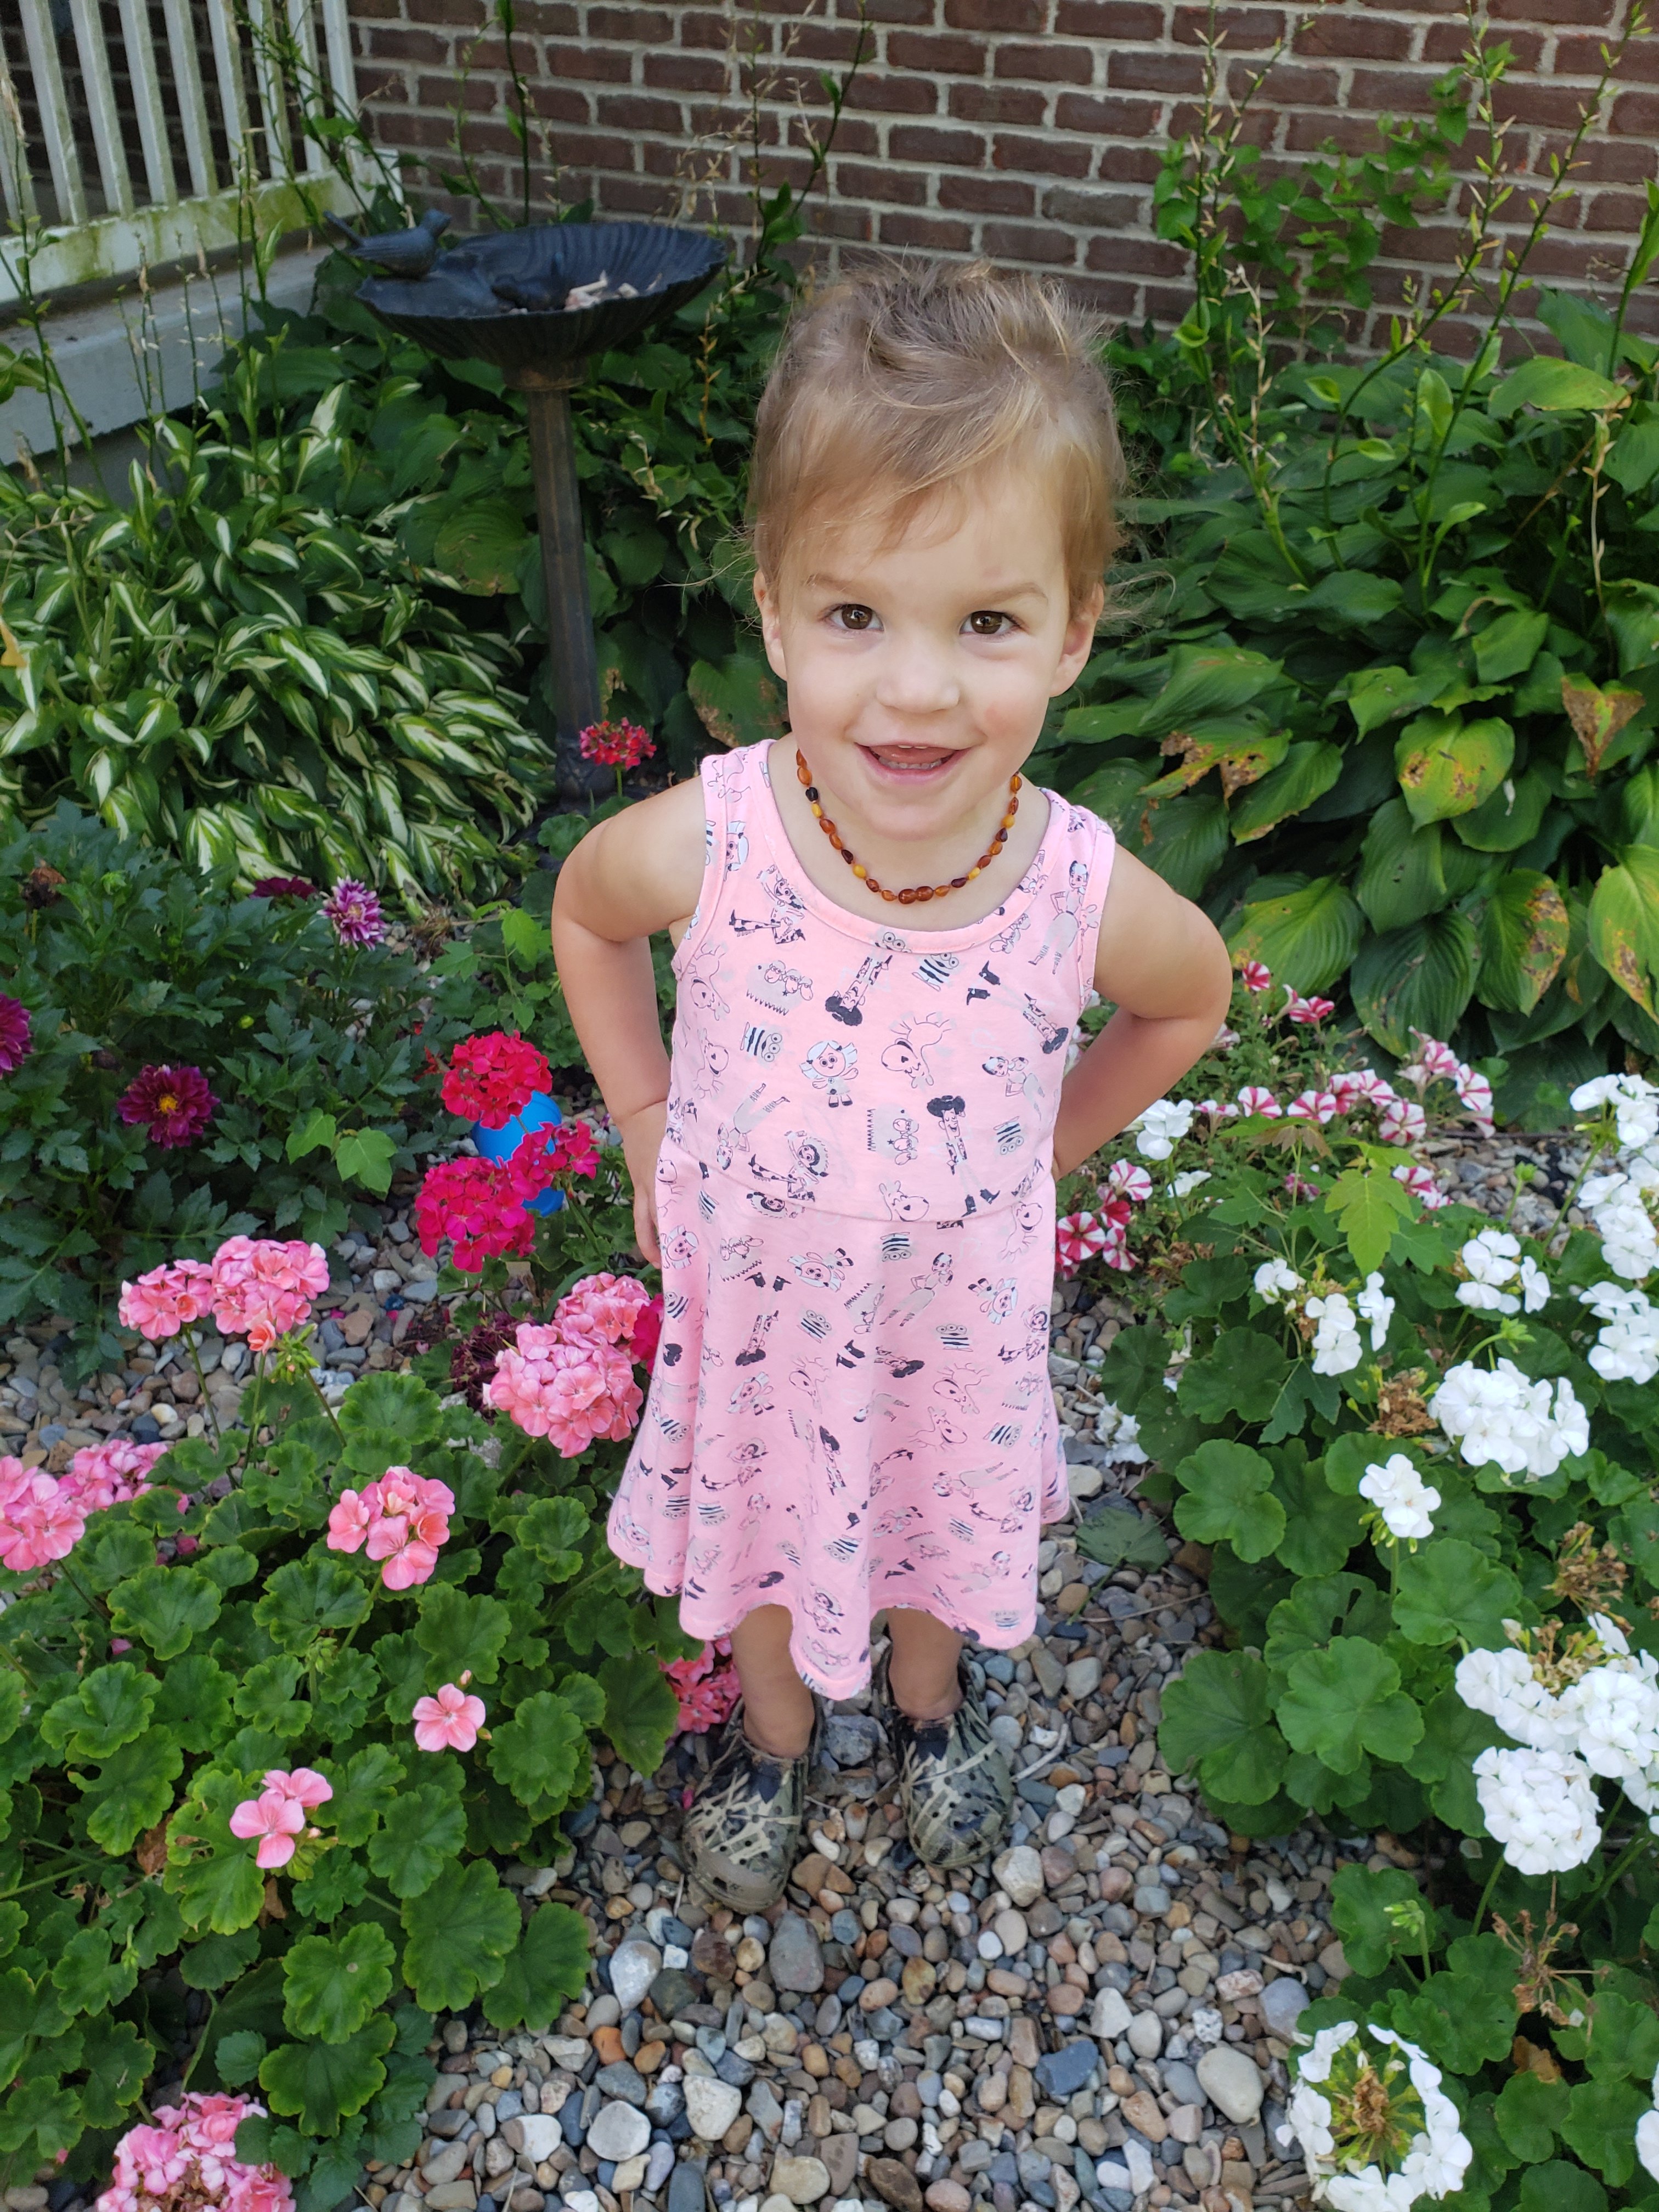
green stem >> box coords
[1588,1820,1651,1909]
[1470,1847,1504,1937]
[307,1367,346,1438]
[1552,1129,1608,1242]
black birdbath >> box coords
[354,222,727,797]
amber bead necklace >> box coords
[794,747,1020,905]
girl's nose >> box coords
[873,633,961,716]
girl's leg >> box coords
[730,1604,816,1757]
[884,1606,964,1721]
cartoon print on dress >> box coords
[966,961,997,1006]
[866,1104,919,1164]
[728,1373,775,1417]
[714,1083,783,1171]
[983,1052,1043,1107]
[1020,995,1071,1054]
[730,863,808,945]
[681,942,730,1021]
[891,1252,953,1325]
[881,1012,949,1089]
[1033,856,1099,975]
[934,1362,987,1415]
[879,1180,930,1221]
[747,959,815,1013]
[803,1037,859,1106]
[926,1094,968,1175]
[970,1276,1020,1323]
[916,951,960,992]
[990,909,1032,956]
[792,1246,855,1290]
[725,819,749,872]
[786,1131,829,1201]
[718,1234,766,1286]
[740,1022,783,1063]
[661,1225,701,1268]
[733,1309,777,1367]
[689,1035,731,1100]
[825,950,892,1028]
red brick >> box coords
[834,158,930,202]
[1491,0,1612,17]
[1170,4,1283,48]
[877,210,976,247]
[1096,146,1165,184]
[1084,232,1188,276]
[1496,81,1606,127]
[1558,31,1659,75]
[994,40,1093,81]
[791,109,878,154]
[939,173,1036,213]
[889,123,985,162]
[586,4,672,35]
[365,26,450,62]
[1053,92,1160,134]
[1284,111,1379,154]
[851,0,936,20]
[846,73,938,112]
[943,0,1046,27]
[1043,184,1146,227]
[1294,13,1416,59]
[1063,272,1142,315]
[418,72,498,109]
[980,219,1079,262]
[680,9,737,46]
[599,174,680,215]
[539,127,637,167]
[539,41,634,80]
[1054,0,1164,36]
[887,27,988,70]
[950,83,1048,123]
[1344,66,1444,112]
[809,201,878,241]
[1571,129,1659,179]
[1586,190,1650,232]
[789,22,870,61]
[1107,51,1207,93]
[595,92,686,132]
[1423,23,1542,67]
[1611,88,1659,135]
[1224,59,1340,104]
[642,53,728,92]
[991,129,1092,174]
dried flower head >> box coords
[20,861,64,909]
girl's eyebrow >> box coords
[804,572,1051,605]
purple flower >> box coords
[323,878,386,948]
[117,1063,218,1149]
[0,995,31,1075]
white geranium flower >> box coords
[1572,1071,1659,1150]
[1356,1272,1395,1350]
[1473,1744,1601,1875]
[1583,1172,1659,1281]
[1559,1661,1659,1786]
[1455,1227,1521,1313]
[1135,1097,1195,1161]
[1580,1282,1659,1384]
[1517,1256,1551,1312]
[1281,2021,1471,2211]
[1093,1401,1148,1465]
[1430,1359,1587,1480]
[1307,1291,1363,1376]
[1638,2103,1659,2187]
[1359,1454,1440,1541]
[1454,1645,1573,1754]
[1254,1257,1302,1304]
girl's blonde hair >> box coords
[749,259,1125,614]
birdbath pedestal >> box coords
[354,221,727,797]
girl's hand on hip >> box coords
[618,1101,668,1267]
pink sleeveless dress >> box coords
[606,741,1118,1698]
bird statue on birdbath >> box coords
[326,207,450,278]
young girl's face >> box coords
[754,465,1101,839]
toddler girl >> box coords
[552,262,1232,1910]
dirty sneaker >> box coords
[872,1642,1013,1871]
[682,1695,821,1912]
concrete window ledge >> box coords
[0,246,329,470]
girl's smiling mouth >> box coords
[861,744,960,777]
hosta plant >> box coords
[0,1292,693,2204]
[1077,1053,1659,2209]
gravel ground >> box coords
[8,1131,1592,2212]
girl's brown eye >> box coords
[837,604,874,631]
[968,610,1009,636]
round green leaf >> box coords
[1158,1650,1289,1806]
[1563,2078,1650,2186]
[1519,2164,1607,2212]
[599,1651,684,1780]
[1271,1458,1365,1578]
[1172,1440,1286,1563]
[1278,1640,1423,1775]
[40,1663,157,1762]
[481,1903,592,2034]
[254,1556,374,1654]
[365,1784,468,1900]
[283,1922,395,2042]
[258,2012,394,2136]
[81,1727,185,1854]
[1392,1537,1528,1649]
[416,1583,511,1688]
[400,1860,518,2014]
[1177,1330,1290,1424]
[1352,910,1481,1056]
[487,1691,586,1811]
[1496,2072,1570,2164]
[432,498,529,595]
[1329,1864,1432,1977]
[108,1566,222,1661]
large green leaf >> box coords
[1278,1640,1423,1774]
[687,653,785,749]
[1158,1650,1288,1805]
[416,1583,511,1688]
[1479,870,1570,1014]
[80,1728,184,1853]
[258,2013,394,2136]
[599,1651,681,1779]
[1454,765,1552,852]
[1562,2078,1649,2185]
[283,1923,396,2042]
[1172,1440,1286,1563]
[40,1663,157,1762]
[1324,1165,1413,1276]
[1395,712,1514,826]
[487,1691,587,1810]
[481,1903,591,2033]
[336,1372,444,1463]
[1135,791,1229,899]
[1517,2164,1607,2212]
[1588,847,1659,1014]
[1140,644,1283,728]
[108,1566,222,1661]
[1494,2071,1570,2163]
[1329,1865,1435,1977]
[254,1557,373,1654]
[1351,911,1481,1056]
[1347,663,1447,737]
[1471,608,1547,684]
[1389,1934,1520,2075]
[1355,801,1447,933]
[1069,760,1154,836]
[1228,741,1344,842]
[432,498,529,595]
[365,1785,468,1900]
[1177,1329,1290,1423]
[400,1860,518,2013]
[1491,356,1626,415]
[1304,568,1404,625]
[1393,1538,1528,1647]
[1271,1458,1366,1578]
[1224,876,1362,994]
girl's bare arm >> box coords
[550,779,706,1261]
[1051,848,1234,1179]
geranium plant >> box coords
[0,1260,696,2207]
[1075,1035,1659,2209]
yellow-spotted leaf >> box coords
[1138,719,1288,801]
[1224,876,1363,996]
[1228,742,1344,842]
[1480,871,1570,1014]
[1562,672,1645,778]
[1588,848,1659,1015]
[1395,711,1514,826]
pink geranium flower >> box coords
[663,1637,738,1734]
[262,1766,332,1809]
[326,1487,375,1553]
[0,1463,86,1572]
[628,1293,664,1370]
[63,1437,167,1512]
[555,1271,654,1348]
[119,1259,216,1342]
[413,1674,487,1752]
[329,1468,453,1589]
[210,1236,328,1349]
[486,1329,643,1455]
[579,718,654,771]
[413,1142,553,1270]
[100,2091,294,2212]
[228,1787,306,1869]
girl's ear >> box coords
[1052,580,1105,696]
[753,571,790,682]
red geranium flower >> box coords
[441,1030,552,1130]
[118,1064,218,1148]
[578,719,654,771]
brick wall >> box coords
[347,0,1659,345]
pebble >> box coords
[684,2076,744,2141]
[585,2103,650,2162]
[1261,1974,1310,2036]
[990,1844,1043,1908]
[768,1915,825,1994]
[607,1939,662,2013]
[1125,2010,1163,2060]
[1197,2044,1267,2124]
[768,2158,829,2203]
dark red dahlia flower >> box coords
[118,1063,218,1148]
